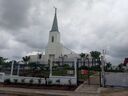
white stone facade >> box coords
[28,9,77,63]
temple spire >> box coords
[50,7,59,32]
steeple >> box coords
[50,8,59,32]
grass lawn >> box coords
[78,70,97,80]
[52,69,75,76]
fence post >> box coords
[49,60,52,77]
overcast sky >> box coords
[0,0,128,64]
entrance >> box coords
[77,59,101,85]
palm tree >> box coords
[22,56,30,64]
[85,54,89,67]
[90,51,101,66]
[79,53,85,66]
[37,54,42,64]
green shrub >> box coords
[21,79,25,84]
[38,78,41,84]
[13,79,18,84]
[62,64,70,69]
[4,79,11,84]
[29,79,33,84]
[47,80,52,85]
[79,66,88,70]
[56,79,60,83]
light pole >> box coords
[11,60,14,76]
[17,63,20,76]
[100,50,106,87]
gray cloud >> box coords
[0,0,128,64]
[0,0,31,30]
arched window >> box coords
[52,36,54,42]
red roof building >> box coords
[124,58,128,65]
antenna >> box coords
[53,6,57,13]
[51,0,56,8]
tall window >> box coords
[52,36,54,42]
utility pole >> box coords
[11,60,14,76]
[101,50,106,87]
[17,63,20,76]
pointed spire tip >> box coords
[50,7,59,32]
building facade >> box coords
[28,9,78,63]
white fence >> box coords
[105,72,128,87]
[0,72,77,85]
[49,76,77,85]
[4,75,46,84]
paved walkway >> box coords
[0,81,101,96]
[0,74,101,96]
[0,85,100,96]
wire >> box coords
[51,0,56,8]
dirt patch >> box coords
[1,83,77,91]
[101,88,128,96]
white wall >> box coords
[49,76,77,85]
[0,73,77,85]
[105,72,128,87]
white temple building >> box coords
[28,9,79,64]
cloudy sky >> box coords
[0,0,128,64]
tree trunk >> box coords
[92,59,93,66]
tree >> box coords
[0,57,7,65]
[85,54,89,67]
[79,53,85,66]
[22,56,30,64]
[105,62,112,70]
[37,54,42,64]
[38,54,42,59]
[118,63,123,71]
[90,51,101,66]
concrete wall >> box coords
[0,73,77,85]
[49,76,77,85]
[105,72,128,87]
[4,75,46,84]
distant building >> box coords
[124,58,128,65]
[123,58,128,71]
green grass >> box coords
[78,70,96,80]
[52,70,75,76]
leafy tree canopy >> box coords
[90,51,101,59]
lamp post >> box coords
[11,60,14,76]
[100,50,106,87]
